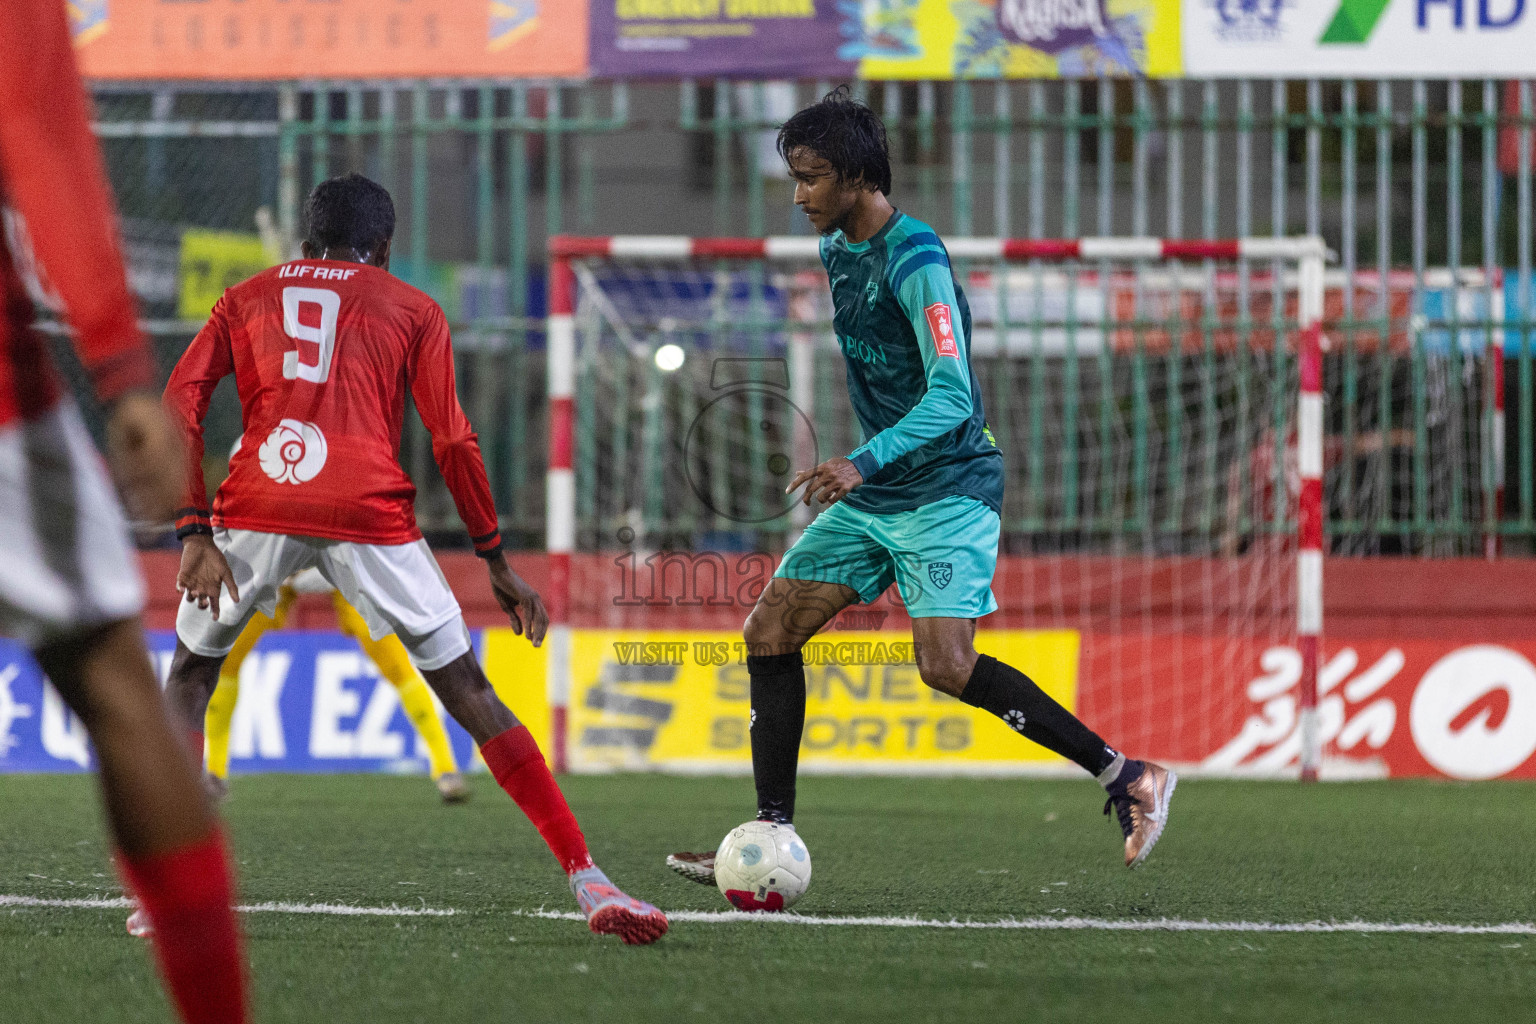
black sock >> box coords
[960,654,1120,778]
[748,651,806,824]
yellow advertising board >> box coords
[854,0,1181,79]
[483,628,554,752]
[178,230,277,321]
[484,629,1080,773]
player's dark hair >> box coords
[776,86,892,195]
[303,172,396,256]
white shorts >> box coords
[0,402,145,650]
[175,528,471,670]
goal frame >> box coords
[545,234,1329,780]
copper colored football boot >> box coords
[1104,760,1177,868]
[664,850,716,885]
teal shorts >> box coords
[774,495,1000,619]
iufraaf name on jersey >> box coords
[277,264,360,281]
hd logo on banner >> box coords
[0,633,479,774]
[1184,0,1536,76]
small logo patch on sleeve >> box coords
[924,302,960,358]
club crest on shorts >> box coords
[928,561,953,589]
[258,419,327,484]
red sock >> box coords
[480,725,593,874]
[118,830,248,1024]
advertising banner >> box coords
[9,627,1536,780]
[485,628,1082,772]
[0,633,483,774]
[1182,0,1536,77]
[73,0,586,80]
[1079,637,1536,780]
[850,0,1182,79]
[178,230,277,321]
[589,0,856,78]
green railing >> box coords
[86,79,1536,553]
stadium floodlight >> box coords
[654,343,686,372]
[547,234,1331,781]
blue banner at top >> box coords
[0,632,479,774]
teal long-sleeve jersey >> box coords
[822,210,1004,515]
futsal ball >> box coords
[715,821,811,912]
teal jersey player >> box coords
[822,212,1003,517]
[666,89,1175,897]
[775,213,1004,619]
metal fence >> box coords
[86,78,1536,553]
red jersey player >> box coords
[0,2,248,1021]
[162,173,668,945]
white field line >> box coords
[516,909,1536,935]
[8,895,1532,935]
[0,895,454,917]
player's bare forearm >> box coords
[787,456,864,506]
[177,533,239,621]
[486,552,548,647]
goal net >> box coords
[544,236,1332,777]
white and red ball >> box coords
[714,821,811,912]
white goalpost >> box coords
[545,235,1328,780]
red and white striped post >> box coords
[551,234,1325,265]
[545,250,577,774]
[546,234,1328,778]
[1294,248,1326,783]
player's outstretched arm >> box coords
[163,297,236,539]
[408,302,506,555]
[0,2,186,524]
[0,0,155,404]
[843,259,975,482]
[484,552,549,647]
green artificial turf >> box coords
[3,773,1534,1023]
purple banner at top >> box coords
[590,0,856,79]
